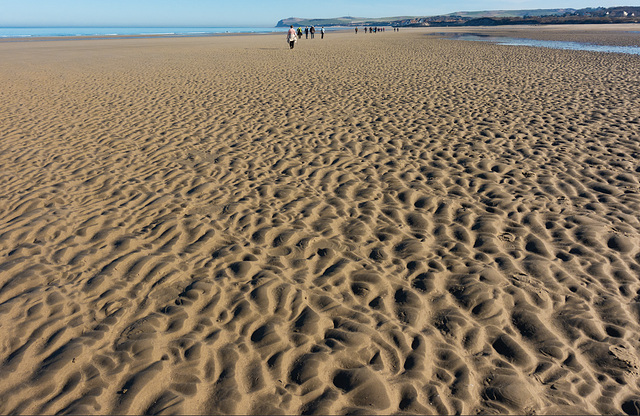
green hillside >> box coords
[449,8,575,18]
[277,6,640,27]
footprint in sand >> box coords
[498,232,516,242]
[610,345,640,377]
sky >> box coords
[0,0,632,27]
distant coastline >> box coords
[277,6,640,28]
[2,6,638,41]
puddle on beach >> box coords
[443,33,640,55]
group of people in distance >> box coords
[286,25,325,49]
[287,25,399,49]
[356,27,397,33]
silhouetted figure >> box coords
[305,26,309,39]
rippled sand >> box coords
[1,26,640,415]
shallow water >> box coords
[445,33,640,55]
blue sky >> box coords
[0,0,631,27]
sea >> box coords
[0,27,285,39]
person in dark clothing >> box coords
[305,26,309,39]
[310,26,315,39]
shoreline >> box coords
[422,23,640,46]
[0,30,285,43]
[0,26,360,43]
[1,23,638,45]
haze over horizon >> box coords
[1,0,632,27]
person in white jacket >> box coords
[286,25,298,49]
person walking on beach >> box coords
[286,25,297,49]
[305,26,309,39]
[310,26,315,39]
[297,27,302,39]
[355,27,358,34]
[321,27,325,39]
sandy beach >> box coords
[1,25,640,414]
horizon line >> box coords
[0,25,279,28]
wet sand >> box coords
[1,25,640,415]
[429,23,640,46]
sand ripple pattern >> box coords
[1,31,640,414]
